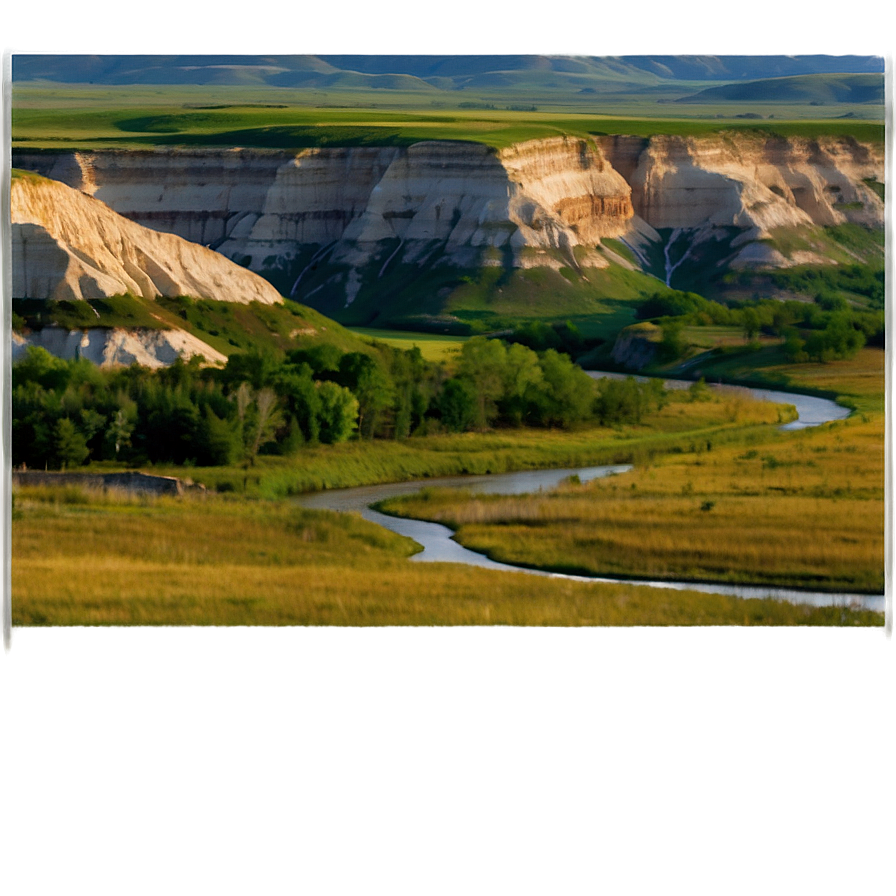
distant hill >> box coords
[677,73,885,105]
[13,54,885,91]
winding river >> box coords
[297,378,882,613]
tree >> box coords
[316,381,358,444]
[273,365,321,443]
[499,343,544,425]
[335,352,394,439]
[436,378,478,432]
[197,406,240,466]
[108,405,134,458]
[742,307,761,343]
[532,349,594,428]
[456,337,507,430]
[660,321,685,361]
[54,418,89,469]
[233,383,284,465]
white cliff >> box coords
[11,172,284,305]
[13,132,884,304]
[598,133,884,266]
[11,326,229,368]
[14,138,636,303]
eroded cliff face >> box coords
[15,138,636,305]
[10,325,228,368]
[14,132,884,306]
[11,173,283,305]
[598,133,884,267]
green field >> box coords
[11,81,885,151]
[348,328,469,363]
[12,380,879,625]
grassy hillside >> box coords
[13,292,378,360]
[286,245,665,339]
[678,73,885,105]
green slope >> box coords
[678,73,884,105]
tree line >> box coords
[11,338,667,470]
[638,288,884,363]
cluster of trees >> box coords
[638,288,884,363]
[12,337,670,470]
[770,263,884,310]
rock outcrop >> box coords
[11,172,283,305]
[13,131,884,309]
[11,326,228,368]
[15,138,636,305]
[598,133,883,262]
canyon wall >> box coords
[15,137,638,304]
[13,132,884,309]
[11,173,283,305]
[597,133,883,267]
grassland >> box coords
[13,291,376,360]
[10,348,883,625]
[349,328,468,363]
[11,82,885,152]
[10,484,881,627]
[377,350,885,595]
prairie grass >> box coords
[682,347,885,415]
[347,327,469,363]
[380,411,884,593]
[11,88,885,151]
[10,486,880,626]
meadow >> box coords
[10,483,881,627]
[11,82,885,152]
[14,368,883,626]
[348,327,468,363]
[377,350,885,595]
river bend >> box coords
[297,380,882,613]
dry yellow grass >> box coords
[11,487,880,626]
[381,412,884,593]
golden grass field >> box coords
[10,486,881,626]
[380,351,885,595]
[10,350,885,626]
[381,414,883,592]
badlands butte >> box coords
[11,129,884,360]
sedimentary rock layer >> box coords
[11,172,283,305]
[13,132,884,302]
[11,325,228,368]
[597,133,883,232]
[14,138,637,289]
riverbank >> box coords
[10,350,883,625]
[10,483,881,626]
[378,411,884,596]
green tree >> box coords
[316,381,358,444]
[197,406,240,466]
[499,343,544,425]
[436,378,479,432]
[104,408,135,460]
[456,337,507,430]
[336,352,394,439]
[532,350,594,428]
[54,418,89,469]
